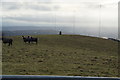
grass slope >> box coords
[2,35,118,77]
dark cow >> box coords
[22,36,38,44]
[22,36,29,43]
[30,37,38,44]
[2,38,13,46]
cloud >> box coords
[2,2,54,11]
[2,2,21,10]
[1,1,118,28]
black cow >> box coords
[2,38,13,46]
[22,36,38,44]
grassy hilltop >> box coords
[2,35,118,77]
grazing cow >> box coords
[2,38,13,46]
[22,36,30,43]
[22,36,38,44]
[30,37,38,44]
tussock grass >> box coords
[2,35,118,77]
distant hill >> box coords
[2,26,118,39]
[2,26,52,31]
[2,26,73,36]
[2,30,58,36]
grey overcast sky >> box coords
[1,0,119,27]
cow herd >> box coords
[2,36,38,46]
[22,36,38,44]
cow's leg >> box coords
[11,42,12,45]
[28,41,30,44]
[8,43,10,46]
[36,39,38,44]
